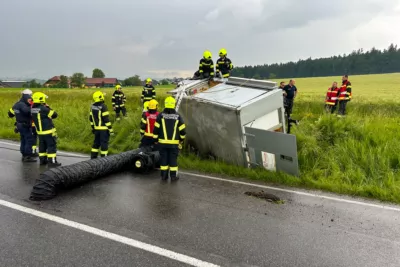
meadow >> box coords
[1,73,400,203]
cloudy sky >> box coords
[1,0,400,80]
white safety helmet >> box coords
[22,89,33,95]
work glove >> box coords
[14,126,19,134]
[92,129,95,134]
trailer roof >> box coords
[192,83,275,108]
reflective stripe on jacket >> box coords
[89,102,112,131]
[31,104,57,135]
[140,111,159,137]
[153,109,186,145]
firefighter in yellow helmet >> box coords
[216,48,233,79]
[31,92,61,166]
[111,84,127,121]
[140,99,159,148]
[195,50,214,79]
[89,91,114,159]
[141,78,156,107]
[153,96,186,181]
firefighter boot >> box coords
[48,157,61,167]
[39,156,48,166]
[161,170,169,181]
[90,152,98,159]
[22,156,37,163]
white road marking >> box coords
[0,199,220,267]
[0,141,88,158]
[2,140,399,212]
[180,172,400,212]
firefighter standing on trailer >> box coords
[8,89,37,162]
[139,99,159,148]
[31,92,61,166]
[216,48,233,79]
[153,96,186,181]
[198,50,215,79]
[112,85,127,121]
[141,78,156,106]
[325,81,340,113]
[89,91,114,159]
[338,75,352,117]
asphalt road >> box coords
[0,140,399,267]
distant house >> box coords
[0,81,27,88]
[85,78,119,88]
[44,76,71,88]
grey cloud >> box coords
[0,0,399,79]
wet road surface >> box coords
[0,140,399,267]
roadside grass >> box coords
[1,73,400,204]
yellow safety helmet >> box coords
[203,50,212,60]
[115,84,121,90]
[146,78,152,84]
[148,99,158,110]
[32,92,48,104]
[93,91,105,102]
[219,48,227,57]
[164,96,176,109]
[143,101,149,112]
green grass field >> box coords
[1,73,400,204]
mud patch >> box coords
[244,190,284,204]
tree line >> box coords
[231,43,400,79]
[26,68,173,88]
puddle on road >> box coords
[244,190,285,204]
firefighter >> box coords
[112,84,127,121]
[7,89,37,162]
[141,78,156,107]
[325,82,340,114]
[139,99,159,149]
[28,97,39,157]
[338,75,352,117]
[216,48,233,79]
[153,96,186,181]
[89,91,114,159]
[31,92,61,166]
[198,50,215,79]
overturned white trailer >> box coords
[169,77,299,176]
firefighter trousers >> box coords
[32,126,38,153]
[39,133,57,162]
[338,100,348,116]
[140,136,156,148]
[159,145,179,180]
[115,105,127,119]
[91,130,110,158]
[17,123,34,156]
[284,98,294,118]
[325,103,337,114]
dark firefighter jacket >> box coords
[31,104,58,135]
[339,80,352,101]
[140,110,160,137]
[8,95,32,126]
[89,102,112,131]
[112,90,126,107]
[141,85,156,101]
[199,58,215,76]
[153,108,186,146]
[216,57,233,78]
